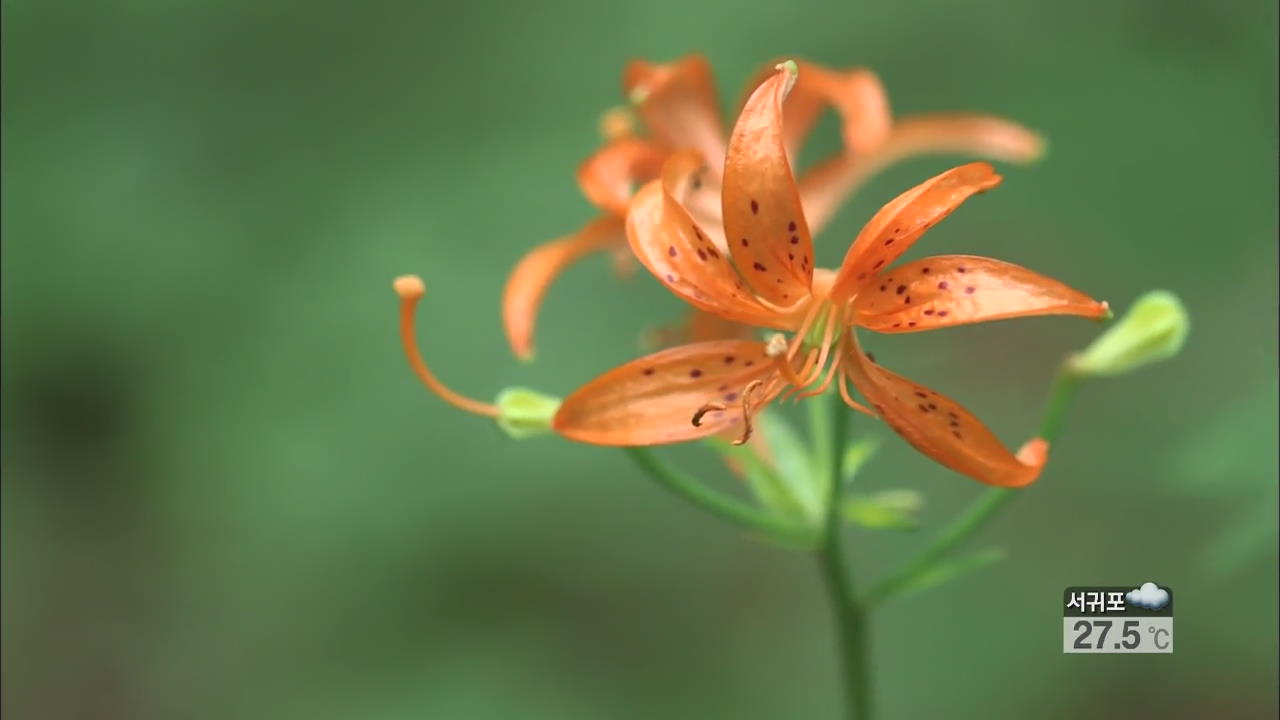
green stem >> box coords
[623,447,809,544]
[815,391,872,719]
[865,366,1082,607]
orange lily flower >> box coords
[548,63,1108,488]
[501,54,1044,362]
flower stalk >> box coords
[816,389,873,719]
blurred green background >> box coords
[3,1,1277,718]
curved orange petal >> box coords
[502,215,626,361]
[798,115,1041,237]
[852,255,1109,333]
[624,54,727,169]
[553,340,779,446]
[722,63,815,308]
[887,113,1045,164]
[842,335,1048,487]
[627,154,786,329]
[577,137,670,216]
[830,162,1002,300]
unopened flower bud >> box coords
[494,387,561,439]
[1068,290,1189,378]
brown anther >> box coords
[691,402,728,427]
[729,380,767,446]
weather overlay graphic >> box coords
[1063,583,1173,654]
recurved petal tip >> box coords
[774,59,799,96]
[1016,437,1050,469]
[394,275,425,300]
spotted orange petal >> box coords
[577,137,670,216]
[502,215,625,361]
[627,152,786,329]
[830,162,1002,300]
[842,336,1048,487]
[722,63,814,308]
[852,255,1109,333]
[624,54,727,169]
[553,340,779,446]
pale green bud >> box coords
[1068,290,1189,378]
[494,387,561,440]
[843,489,924,531]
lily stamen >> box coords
[838,371,875,417]
[394,275,500,418]
[796,344,845,399]
[731,379,767,446]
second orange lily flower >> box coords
[502,54,1046,361]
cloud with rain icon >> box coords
[1125,582,1170,610]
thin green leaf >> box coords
[888,547,1006,601]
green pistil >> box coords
[803,304,838,352]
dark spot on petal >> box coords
[965,286,976,294]
[918,403,929,412]
[937,310,948,317]
[750,199,759,214]
[938,281,950,290]
[907,321,917,327]
[950,419,960,427]
[904,296,911,305]
[923,309,935,316]
[790,236,800,245]
[665,274,676,282]
[892,322,901,328]
[697,249,707,261]
[668,246,677,257]
[753,262,767,272]
[745,360,755,367]
[643,368,655,376]
[957,266,967,273]
[724,392,738,401]
[865,352,876,362]
[928,403,937,410]
[884,238,895,246]
[690,369,702,378]
[724,356,735,364]
[788,220,797,231]
[788,253,794,260]
[873,259,885,269]
[879,284,887,292]
[922,267,930,274]
[741,237,750,247]
[896,285,906,295]
[914,391,927,398]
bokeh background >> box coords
[4,1,1277,718]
